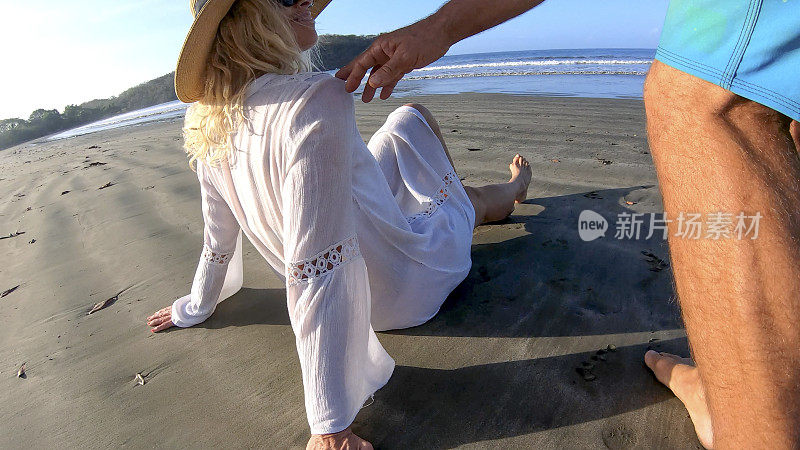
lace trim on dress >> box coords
[406,170,458,225]
[287,235,361,286]
[202,244,233,265]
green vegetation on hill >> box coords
[316,34,374,71]
[1,34,374,151]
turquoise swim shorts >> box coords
[655,0,800,121]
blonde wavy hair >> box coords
[184,0,313,172]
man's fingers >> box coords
[367,55,409,89]
[379,82,398,100]
[344,44,391,93]
[361,65,385,103]
[335,64,352,81]
[344,53,378,93]
[361,83,377,103]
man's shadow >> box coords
[391,185,681,338]
[354,338,689,449]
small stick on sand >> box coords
[0,231,25,240]
[17,363,26,378]
[88,294,119,315]
[135,373,145,386]
[1,285,20,298]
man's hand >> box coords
[335,0,543,103]
[335,16,453,103]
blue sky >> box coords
[0,0,669,120]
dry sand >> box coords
[0,94,699,448]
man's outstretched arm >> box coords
[335,0,545,102]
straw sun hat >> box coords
[175,0,332,103]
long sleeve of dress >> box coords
[171,161,244,328]
[282,78,395,435]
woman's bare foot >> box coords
[645,350,714,449]
[508,154,532,203]
[306,427,373,450]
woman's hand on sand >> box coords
[335,17,452,103]
[306,428,373,450]
[146,306,175,333]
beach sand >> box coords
[0,94,698,448]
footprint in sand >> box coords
[541,238,568,249]
[641,251,669,272]
[583,191,603,200]
[576,345,618,382]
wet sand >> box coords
[0,94,698,448]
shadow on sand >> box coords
[198,186,693,447]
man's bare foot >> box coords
[645,350,714,449]
[509,154,532,203]
[306,427,373,450]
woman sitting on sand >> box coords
[146,0,531,447]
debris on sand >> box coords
[142,185,155,190]
[88,293,119,314]
[28,239,35,244]
[1,285,20,298]
[25,206,32,212]
[607,344,617,352]
[625,200,636,205]
[98,182,114,190]
[87,145,101,149]
[17,363,26,378]
[551,159,560,163]
[135,373,145,386]
[467,148,482,152]
[61,190,70,195]
[86,161,107,167]
[596,157,613,165]
[0,231,25,240]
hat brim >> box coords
[175,0,333,103]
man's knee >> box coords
[644,60,785,131]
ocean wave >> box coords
[405,70,648,80]
[413,59,652,72]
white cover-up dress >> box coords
[170,72,476,434]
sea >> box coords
[46,48,653,141]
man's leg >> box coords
[643,60,800,448]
